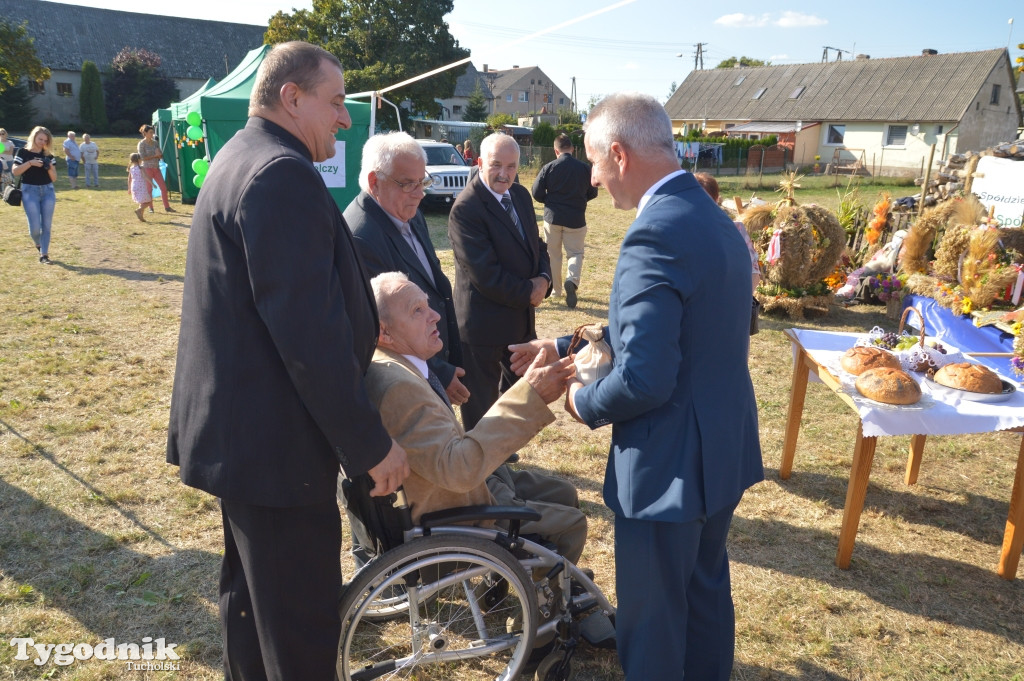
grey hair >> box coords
[358,132,427,193]
[583,92,675,160]
[249,41,343,116]
[479,132,519,163]
[370,271,411,326]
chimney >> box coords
[856,54,870,60]
[482,64,488,72]
[922,49,938,56]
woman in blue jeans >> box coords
[12,126,57,264]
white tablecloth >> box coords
[791,328,1024,438]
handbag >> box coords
[567,323,613,385]
[3,177,21,207]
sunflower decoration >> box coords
[865,193,891,246]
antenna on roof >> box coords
[821,46,852,62]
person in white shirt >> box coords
[79,134,100,188]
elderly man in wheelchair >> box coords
[337,271,615,681]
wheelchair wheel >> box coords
[338,534,538,681]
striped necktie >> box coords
[500,194,525,240]
[427,371,453,412]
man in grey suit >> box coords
[167,42,409,681]
[513,93,763,680]
[346,131,468,406]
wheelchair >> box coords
[338,475,616,681]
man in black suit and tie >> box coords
[346,131,469,407]
[166,41,409,681]
[448,133,551,430]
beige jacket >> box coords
[365,348,555,523]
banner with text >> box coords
[973,156,1024,228]
[316,141,346,188]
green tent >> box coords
[153,77,217,192]
[166,45,369,207]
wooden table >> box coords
[781,329,1024,580]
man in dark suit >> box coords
[346,131,468,407]
[512,93,763,680]
[448,133,551,430]
[532,133,598,308]
[166,42,409,681]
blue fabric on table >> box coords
[901,295,1015,376]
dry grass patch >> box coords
[0,146,1020,680]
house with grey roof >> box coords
[665,49,1021,174]
[434,62,493,121]
[0,0,266,126]
[480,65,570,118]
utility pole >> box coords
[694,43,707,70]
[570,76,577,113]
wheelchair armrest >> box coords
[419,505,542,529]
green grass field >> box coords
[0,137,1021,680]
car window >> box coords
[423,145,466,167]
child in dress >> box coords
[127,152,152,221]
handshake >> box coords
[509,338,586,422]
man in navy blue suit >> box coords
[512,92,763,679]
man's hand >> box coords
[446,367,471,406]
[529,276,548,307]
[508,338,557,376]
[366,439,410,497]
[564,378,585,423]
[524,349,576,404]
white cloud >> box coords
[775,11,828,27]
[714,13,769,28]
[715,11,827,28]
[769,54,790,62]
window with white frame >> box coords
[885,125,908,147]
[990,84,1001,105]
[825,124,846,145]
[505,93,513,102]
[519,91,528,102]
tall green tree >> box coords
[79,60,108,132]
[0,82,35,130]
[666,81,677,101]
[461,81,488,122]
[0,19,49,94]
[103,47,178,130]
[715,56,770,69]
[264,0,469,127]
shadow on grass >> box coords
[730,512,1024,645]
[52,260,184,284]
[766,464,1019,548]
[0,419,220,661]
[734,659,854,680]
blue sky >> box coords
[67,0,1023,110]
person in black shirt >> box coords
[532,133,598,308]
[12,126,57,264]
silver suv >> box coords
[417,139,470,208]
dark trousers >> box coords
[614,503,738,681]
[459,342,518,430]
[220,499,342,681]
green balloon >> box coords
[191,158,209,175]
[193,173,204,189]
[186,111,201,127]
[186,125,203,141]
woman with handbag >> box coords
[12,126,57,265]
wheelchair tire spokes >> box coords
[339,535,538,681]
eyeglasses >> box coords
[383,174,433,193]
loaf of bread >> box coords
[933,362,1002,394]
[841,346,900,375]
[855,367,922,405]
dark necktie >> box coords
[500,194,526,240]
[427,371,453,412]
[399,222,435,286]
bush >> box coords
[532,121,556,147]
[109,119,138,136]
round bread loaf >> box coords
[933,362,1002,394]
[841,346,900,375]
[855,367,922,405]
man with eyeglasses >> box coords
[448,133,551,430]
[346,131,468,408]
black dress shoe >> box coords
[565,280,577,309]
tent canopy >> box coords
[161,45,369,207]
